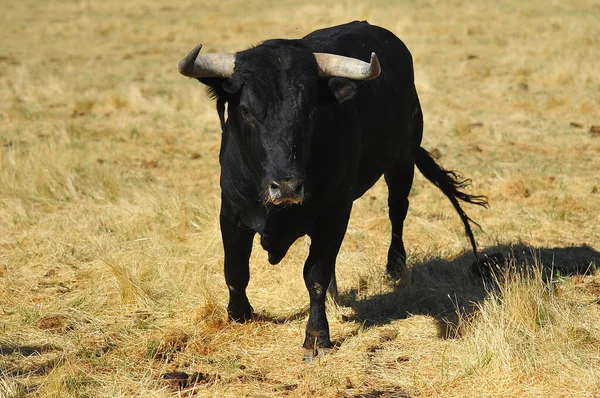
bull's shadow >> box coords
[337,243,599,338]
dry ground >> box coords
[1,0,600,396]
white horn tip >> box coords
[367,52,381,80]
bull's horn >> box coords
[314,52,380,81]
[178,44,235,78]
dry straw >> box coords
[1,0,599,396]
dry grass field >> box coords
[1,0,600,396]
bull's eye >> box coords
[239,105,249,116]
[237,105,254,135]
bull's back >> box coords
[303,21,414,88]
[303,21,421,198]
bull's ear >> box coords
[328,77,358,104]
[198,77,242,100]
[222,77,243,95]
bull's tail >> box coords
[415,147,488,260]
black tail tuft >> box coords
[415,148,488,259]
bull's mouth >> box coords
[269,196,304,206]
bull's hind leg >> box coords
[385,99,423,279]
[384,158,415,279]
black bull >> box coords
[178,21,488,359]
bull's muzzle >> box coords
[267,178,305,205]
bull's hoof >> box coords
[385,267,406,282]
[385,259,407,282]
[385,251,408,281]
[302,346,332,361]
[302,329,333,361]
[227,303,254,323]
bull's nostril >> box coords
[268,181,281,200]
[267,178,304,204]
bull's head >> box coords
[178,43,380,206]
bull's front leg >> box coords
[220,201,255,322]
[302,203,352,359]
